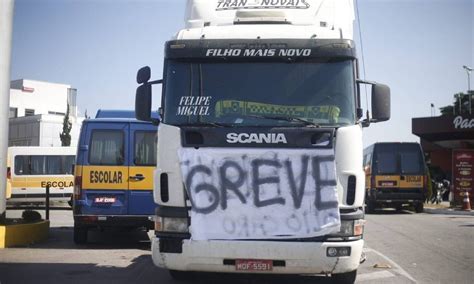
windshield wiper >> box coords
[193,122,232,128]
[245,114,320,127]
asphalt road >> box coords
[0,208,472,284]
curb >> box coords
[0,220,50,248]
[424,207,474,216]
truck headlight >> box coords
[331,219,365,237]
[155,217,189,233]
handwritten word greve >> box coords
[184,155,337,214]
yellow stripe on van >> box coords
[129,166,154,191]
[374,175,424,189]
[82,166,129,190]
[12,176,74,189]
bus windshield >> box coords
[163,59,356,127]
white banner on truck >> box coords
[178,148,340,240]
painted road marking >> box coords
[357,270,395,282]
[363,247,417,283]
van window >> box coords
[399,144,423,174]
[30,156,46,175]
[47,156,62,174]
[14,155,76,175]
[63,155,75,174]
[374,144,424,175]
[134,131,157,166]
[89,131,124,165]
[374,144,398,174]
[14,156,27,175]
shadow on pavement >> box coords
[25,226,151,250]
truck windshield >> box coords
[163,59,356,127]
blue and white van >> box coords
[73,110,157,244]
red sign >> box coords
[452,150,474,204]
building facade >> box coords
[412,110,473,206]
[8,79,82,147]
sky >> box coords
[9,0,474,147]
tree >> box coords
[439,92,473,116]
[60,104,72,146]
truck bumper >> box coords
[151,237,363,275]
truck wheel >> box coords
[331,270,357,284]
[415,203,424,213]
[366,200,375,214]
[169,270,192,282]
[73,224,88,244]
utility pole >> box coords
[0,0,15,222]
[463,65,472,115]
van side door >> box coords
[128,122,157,215]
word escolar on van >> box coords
[72,110,157,244]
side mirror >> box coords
[371,83,390,122]
[135,83,152,122]
[137,66,151,84]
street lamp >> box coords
[463,65,472,114]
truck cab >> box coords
[135,1,390,283]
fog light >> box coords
[327,247,338,257]
[327,247,352,257]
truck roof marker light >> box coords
[170,44,186,49]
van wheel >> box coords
[331,270,357,284]
[73,225,88,244]
[169,270,192,281]
[415,203,424,213]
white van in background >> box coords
[7,146,76,204]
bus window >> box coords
[89,131,124,165]
[134,131,157,166]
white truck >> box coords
[135,1,391,283]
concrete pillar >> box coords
[0,0,14,222]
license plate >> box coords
[235,259,273,271]
[379,181,396,187]
[94,197,116,203]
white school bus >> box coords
[7,146,76,204]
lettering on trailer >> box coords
[178,148,340,240]
[89,171,123,184]
[226,133,288,144]
[41,181,74,188]
[216,0,311,10]
[205,48,312,57]
[177,96,212,116]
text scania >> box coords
[206,48,311,57]
[227,133,288,144]
[216,0,310,10]
[41,181,74,188]
[90,171,123,184]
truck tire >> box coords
[415,203,424,213]
[169,270,192,282]
[73,224,88,244]
[366,200,376,214]
[331,270,357,284]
